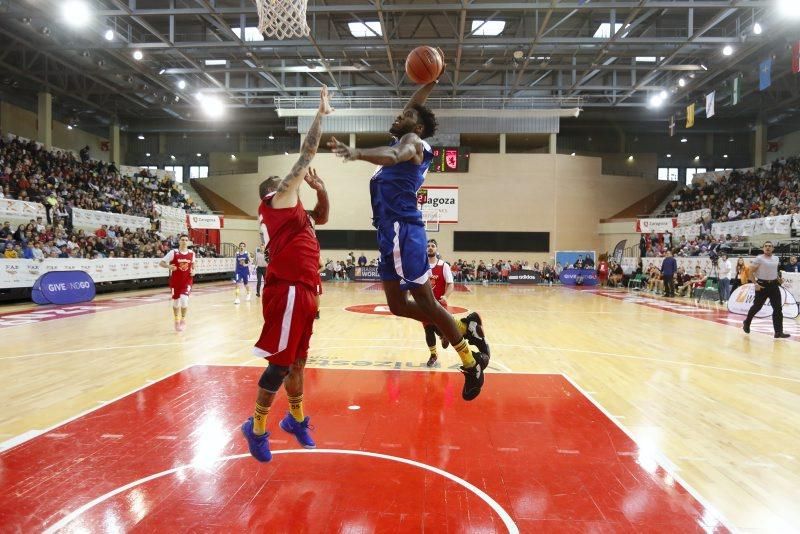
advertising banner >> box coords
[353,266,381,281]
[0,198,47,221]
[0,257,235,289]
[676,209,711,227]
[559,268,598,286]
[671,224,702,240]
[188,214,222,229]
[155,204,187,221]
[711,215,792,238]
[612,240,626,264]
[508,270,543,285]
[71,208,151,231]
[636,218,677,233]
[416,186,458,223]
[31,271,96,305]
[727,283,799,319]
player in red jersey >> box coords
[159,234,195,332]
[241,86,333,462]
[423,239,454,367]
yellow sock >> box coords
[181,308,187,319]
[456,318,467,336]
[428,346,437,357]
[172,307,179,320]
[454,338,476,368]
[287,394,304,422]
[253,403,270,435]
[235,287,240,298]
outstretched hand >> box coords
[319,85,333,115]
[327,136,358,161]
[304,168,325,191]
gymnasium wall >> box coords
[207,152,664,264]
[767,128,800,163]
[0,100,109,160]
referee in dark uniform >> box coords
[743,241,790,339]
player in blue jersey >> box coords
[327,79,490,401]
[234,242,252,304]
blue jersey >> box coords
[235,251,250,271]
[369,138,433,227]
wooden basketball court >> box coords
[1,280,798,532]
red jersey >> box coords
[429,259,453,301]
[259,193,320,290]
[163,248,194,287]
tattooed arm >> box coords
[271,86,333,209]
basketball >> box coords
[405,46,444,84]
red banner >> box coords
[793,41,800,74]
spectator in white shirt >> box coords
[717,253,733,303]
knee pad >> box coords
[179,294,189,308]
[258,364,290,393]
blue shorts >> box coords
[376,221,430,289]
[235,269,249,284]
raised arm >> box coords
[404,80,438,111]
[271,86,333,209]
[327,132,423,166]
[303,168,329,225]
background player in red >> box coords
[159,234,194,332]
[423,239,454,367]
[241,86,333,462]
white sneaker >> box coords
[246,293,251,301]
[234,298,240,305]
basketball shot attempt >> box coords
[241,86,333,462]
[159,234,194,332]
[327,48,491,401]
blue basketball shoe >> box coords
[279,413,316,449]
[241,417,272,462]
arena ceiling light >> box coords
[680,137,688,143]
[200,95,225,119]
[348,22,381,38]
[753,22,762,35]
[63,0,91,28]
[778,0,800,18]
[471,20,506,36]
[231,26,264,42]
[104,29,114,41]
[268,133,275,140]
[666,154,672,158]
[593,23,629,39]
[145,152,151,157]
[678,77,686,87]
[722,45,733,56]
[204,59,227,66]
[649,94,664,108]
[137,134,145,140]
[132,50,143,61]
[177,80,187,90]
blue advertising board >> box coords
[559,268,599,286]
[32,271,96,305]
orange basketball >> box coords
[405,46,444,85]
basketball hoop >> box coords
[254,0,310,40]
[423,209,440,233]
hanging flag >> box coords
[732,75,742,106]
[668,115,676,137]
[686,103,695,128]
[792,41,800,74]
[705,91,715,118]
[759,58,772,91]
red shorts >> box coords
[170,283,192,300]
[253,281,316,366]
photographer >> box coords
[743,241,790,339]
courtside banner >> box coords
[354,266,381,281]
[71,208,151,231]
[0,258,235,289]
[32,271,95,305]
[416,186,458,223]
[188,214,222,229]
[508,270,543,285]
[636,218,677,233]
[727,283,799,319]
[676,209,711,226]
[0,198,47,221]
[559,268,599,286]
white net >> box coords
[422,209,440,233]
[255,0,310,40]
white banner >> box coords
[0,198,47,221]
[641,256,758,275]
[71,208,151,232]
[727,283,799,319]
[712,215,792,238]
[794,214,800,229]
[418,186,458,223]
[672,224,703,240]
[0,257,235,289]
[159,218,188,236]
[188,213,221,229]
[784,272,800,300]
[676,209,711,227]
[155,204,186,221]
[636,218,676,233]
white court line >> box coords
[42,450,519,534]
[0,342,186,361]
[0,365,194,453]
[562,374,735,533]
